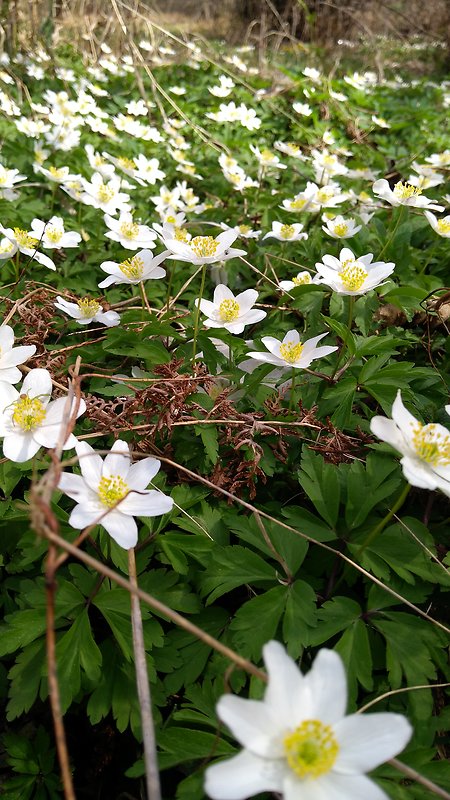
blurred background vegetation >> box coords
[0,0,449,73]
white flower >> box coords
[246,330,337,370]
[0,368,85,462]
[0,325,36,383]
[197,285,266,334]
[263,222,308,242]
[165,230,246,266]
[303,66,321,82]
[424,211,450,238]
[58,439,173,549]
[220,223,261,240]
[322,215,362,239]
[98,249,168,287]
[274,142,306,160]
[314,247,395,295]
[133,154,165,185]
[0,224,56,270]
[293,102,312,116]
[279,271,313,291]
[80,173,131,215]
[371,391,450,496]
[372,179,444,211]
[84,144,116,178]
[54,296,120,327]
[205,641,412,800]
[371,115,390,128]
[104,212,157,250]
[29,216,82,249]
[36,164,80,184]
[249,145,286,170]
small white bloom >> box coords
[58,439,173,549]
[263,222,308,242]
[0,325,36,383]
[249,145,286,170]
[205,641,412,800]
[0,224,56,270]
[29,217,82,249]
[80,172,131,215]
[423,211,450,238]
[293,102,312,116]
[314,247,395,295]
[371,115,390,128]
[279,271,313,291]
[165,230,246,266]
[246,330,337,370]
[197,285,266,334]
[104,212,157,250]
[372,178,444,211]
[321,215,362,239]
[0,368,85,462]
[98,249,168,287]
[54,296,120,327]
[371,391,450,496]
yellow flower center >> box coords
[94,155,105,167]
[292,272,311,286]
[393,181,422,200]
[280,224,295,239]
[12,395,47,431]
[323,155,336,166]
[260,149,275,162]
[238,225,251,234]
[97,474,129,507]
[119,255,144,280]
[412,423,450,466]
[119,221,140,239]
[49,166,66,180]
[190,236,219,258]
[359,191,371,202]
[284,719,339,779]
[229,172,243,185]
[338,259,368,291]
[118,157,136,170]
[77,298,101,318]
[287,143,300,151]
[279,340,304,364]
[218,298,240,322]
[166,215,176,223]
[333,223,348,237]
[317,188,334,204]
[0,173,6,185]
[97,183,115,203]
[437,219,450,234]
[46,224,63,243]
[13,228,38,248]
[290,198,306,210]
[174,226,189,241]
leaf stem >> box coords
[357,483,410,556]
[192,263,207,363]
[331,294,355,381]
[128,547,162,800]
[377,204,405,260]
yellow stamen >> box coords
[119,255,144,280]
[46,224,63,244]
[118,157,136,170]
[190,236,219,258]
[412,423,450,466]
[393,181,422,200]
[290,198,307,210]
[238,225,251,234]
[333,223,348,236]
[48,166,66,180]
[292,272,311,286]
[284,719,339,779]
[218,298,240,322]
[13,228,38,248]
[279,340,304,364]
[119,221,140,239]
[280,224,295,239]
[12,395,47,431]
[97,183,115,203]
[77,298,101,318]
[174,226,189,241]
[437,219,450,235]
[338,258,368,291]
[98,474,129,507]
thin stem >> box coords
[331,295,355,381]
[389,758,450,800]
[289,368,296,410]
[357,483,410,556]
[378,205,405,261]
[128,548,161,800]
[192,263,207,363]
[140,281,152,317]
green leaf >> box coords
[298,449,340,529]
[157,728,235,770]
[229,586,287,659]
[282,580,317,656]
[201,546,276,604]
[196,424,219,465]
[55,609,102,712]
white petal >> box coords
[214,284,234,304]
[263,641,305,725]
[283,771,390,800]
[75,441,104,489]
[391,391,418,439]
[301,649,347,725]
[69,503,105,530]
[3,432,41,462]
[102,510,138,549]
[204,750,284,800]
[21,369,52,402]
[119,489,173,517]
[333,712,412,774]
[217,695,283,757]
[370,417,404,453]
[0,325,14,351]
[235,289,258,312]
[399,456,440,490]
[103,439,131,478]
[0,345,36,368]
